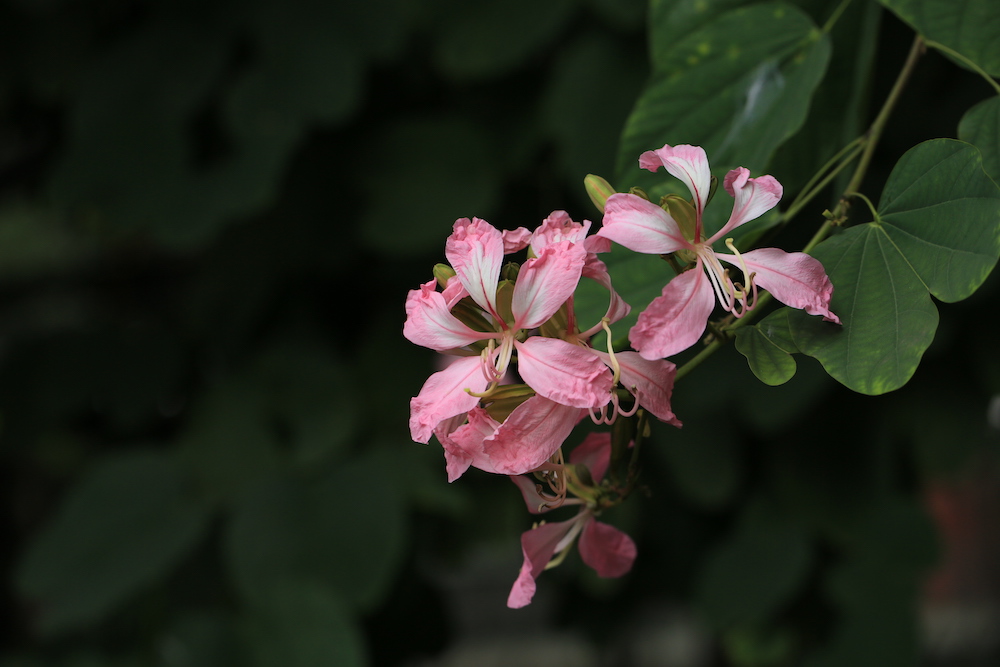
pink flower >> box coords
[507,433,637,608]
[405,217,614,443]
[598,144,840,360]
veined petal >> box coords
[638,144,712,217]
[516,337,612,408]
[530,211,591,254]
[439,407,502,481]
[599,194,690,255]
[629,266,716,360]
[409,356,490,443]
[568,432,612,482]
[511,240,586,330]
[712,169,782,241]
[720,248,840,323]
[403,279,491,350]
[445,217,504,319]
[595,350,681,427]
[483,396,583,475]
[507,517,581,608]
[578,519,637,578]
[502,227,532,253]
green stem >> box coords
[781,137,865,224]
[822,0,854,33]
[924,39,1000,96]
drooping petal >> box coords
[510,240,586,330]
[719,247,840,323]
[483,396,584,475]
[507,517,581,608]
[515,336,612,409]
[638,144,713,217]
[629,265,716,360]
[403,279,493,351]
[599,194,690,255]
[511,474,557,515]
[579,257,631,331]
[568,432,612,482]
[439,407,502,481]
[578,519,637,578]
[711,169,783,242]
[409,356,491,443]
[594,350,681,427]
[445,217,505,319]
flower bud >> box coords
[433,263,456,289]
[663,195,697,242]
[584,174,616,213]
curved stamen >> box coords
[601,318,622,385]
[723,238,760,317]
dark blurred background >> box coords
[0,0,998,665]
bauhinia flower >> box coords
[405,216,613,445]
[507,432,637,608]
[598,144,840,360]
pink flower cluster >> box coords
[404,144,839,609]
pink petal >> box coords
[510,474,553,515]
[439,407,502,481]
[502,227,532,253]
[483,396,584,475]
[629,265,716,360]
[507,518,580,608]
[409,356,490,443]
[568,432,612,482]
[720,248,840,323]
[530,211,591,253]
[638,144,712,217]
[511,241,586,330]
[403,279,491,351]
[580,258,631,330]
[578,519,637,578]
[596,350,682,427]
[599,194,690,255]
[445,217,504,319]
[515,337,613,409]
[712,169,783,241]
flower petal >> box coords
[507,517,580,608]
[516,337,612,408]
[578,519,637,578]
[511,240,586,330]
[502,227,532,253]
[596,350,681,426]
[530,210,591,253]
[510,474,554,515]
[720,247,840,323]
[568,432,612,482]
[638,144,713,217]
[712,168,783,241]
[403,279,491,351]
[629,265,716,359]
[409,356,490,443]
[599,193,689,255]
[483,396,584,474]
[439,407,502,481]
[445,217,504,318]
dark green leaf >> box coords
[735,309,800,385]
[790,139,1000,394]
[15,451,211,636]
[879,0,1000,76]
[959,95,1000,184]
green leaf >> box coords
[617,2,829,198]
[225,452,406,611]
[790,139,1000,394]
[15,451,211,636]
[959,95,1000,184]
[879,0,1000,77]
[735,308,800,385]
[240,581,365,667]
[696,501,812,630]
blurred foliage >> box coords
[0,0,998,666]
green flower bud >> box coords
[433,263,456,289]
[584,174,617,213]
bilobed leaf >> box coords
[879,0,1000,77]
[735,308,799,385]
[617,2,830,201]
[789,139,1000,394]
[15,451,211,636]
[959,95,1000,184]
